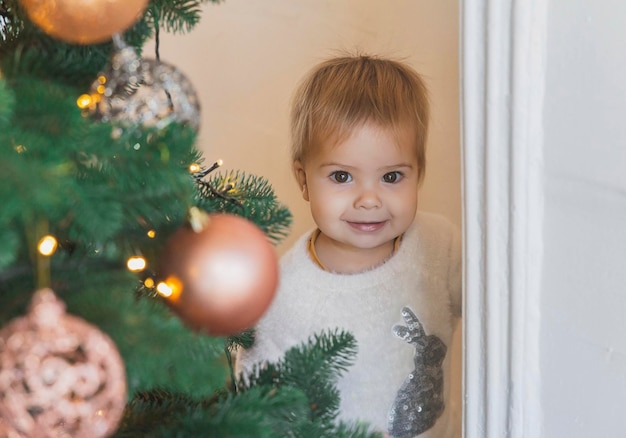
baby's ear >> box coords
[293,160,309,201]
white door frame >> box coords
[460,1,547,436]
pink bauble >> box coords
[0,289,126,437]
[159,213,279,336]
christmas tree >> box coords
[0,1,380,436]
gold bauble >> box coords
[19,0,149,45]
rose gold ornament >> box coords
[159,210,279,336]
[19,0,149,45]
[0,289,126,437]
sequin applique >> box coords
[388,306,447,438]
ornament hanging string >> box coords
[150,21,175,113]
[154,15,161,62]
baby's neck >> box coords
[314,232,397,274]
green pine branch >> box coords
[0,75,199,283]
[196,170,293,245]
[235,330,380,437]
[146,0,223,34]
[241,329,357,421]
[116,330,381,437]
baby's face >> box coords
[295,122,419,271]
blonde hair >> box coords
[290,54,430,184]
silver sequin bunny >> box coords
[388,306,447,438]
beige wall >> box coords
[150,0,460,255]
[151,0,461,425]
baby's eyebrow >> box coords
[318,162,356,169]
[379,163,415,171]
[317,162,416,171]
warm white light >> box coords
[156,281,173,297]
[76,94,93,109]
[144,277,155,288]
[156,276,183,301]
[188,163,201,173]
[126,256,147,272]
[38,235,58,256]
[147,230,156,238]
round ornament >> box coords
[84,39,201,132]
[19,0,149,45]
[158,210,279,336]
[0,289,126,437]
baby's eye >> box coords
[330,171,352,183]
[382,171,403,183]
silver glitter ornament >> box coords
[85,37,201,132]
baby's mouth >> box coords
[346,221,387,232]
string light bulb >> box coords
[147,230,156,238]
[126,256,147,272]
[156,282,172,297]
[37,235,58,256]
[191,160,223,179]
[77,93,101,110]
[77,94,93,109]
[156,276,183,302]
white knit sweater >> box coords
[236,211,462,437]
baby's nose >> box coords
[354,187,382,209]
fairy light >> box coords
[76,94,93,109]
[156,276,183,301]
[126,256,147,272]
[147,230,156,238]
[156,282,172,297]
[14,145,26,153]
[37,235,58,256]
[77,93,101,110]
[191,160,223,179]
[144,277,155,288]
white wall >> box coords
[461,1,626,436]
[540,1,626,435]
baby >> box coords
[237,54,462,438]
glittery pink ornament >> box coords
[0,289,127,437]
